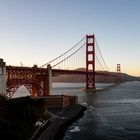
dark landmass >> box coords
[0,96,46,139]
[0,96,86,140]
[52,68,140,83]
[121,73,140,82]
[33,105,86,140]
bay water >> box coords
[52,82,140,140]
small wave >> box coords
[97,99,140,104]
[81,102,88,107]
[69,126,80,133]
[87,105,96,112]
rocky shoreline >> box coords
[32,104,86,140]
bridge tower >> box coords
[86,35,95,91]
[117,64,122,83]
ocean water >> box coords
[52,82,140,140]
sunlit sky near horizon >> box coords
[0,0,140,76]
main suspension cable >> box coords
[52,43,86,68]
[40,36,86,68]
[95,54,105,71]
[95,37,110,71]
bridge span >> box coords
[0,34,122,98]
[5,64,120,98]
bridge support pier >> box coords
[86,35,96,92]
[43,64,52,96]
[0,59,6,95]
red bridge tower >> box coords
[86,35,95,91]
[117,64,122,83]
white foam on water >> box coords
[81,102,88,107]
[87,105,96,112]
[69,126,80,133]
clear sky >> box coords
[0,0,140,76]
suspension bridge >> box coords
[4,34,121,98]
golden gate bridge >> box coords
[5,34,122,98]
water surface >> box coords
[52,82,140,140]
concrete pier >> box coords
[0,59,6,94]
[46,64,52,95]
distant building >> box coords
[0,59,6,94]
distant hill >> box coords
[52,68,140,83]
[121,73,140,82]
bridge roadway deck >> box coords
[6,66,116,77]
